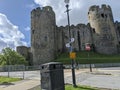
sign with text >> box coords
[70,52,76,59]
[85,43,91,51]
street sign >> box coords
[70,38,75,43]
[85,44,91,51]
[70,52,76,59]
[66,43,70,47]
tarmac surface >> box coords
[0,67,120,90]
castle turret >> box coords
[31,6,56,65]
[88,4,118,54]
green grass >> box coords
[0,76,21,84]
[55,51,120,64]
[65,85,99,90]
[31,85,101,90]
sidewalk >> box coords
[65,68,120,90]
[0,79,40,90]
[0,69,85,90]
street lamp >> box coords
[64,0,77,87]
[64,0,71,42]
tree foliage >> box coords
[0,48,28,66]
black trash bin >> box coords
[40,62,65,90]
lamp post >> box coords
[64,0,77,87]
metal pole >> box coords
[8,65,10,77]
[71,59,76,87]
[23,65,25,79]
[8,59,10,77]
[65,4,77,87]
[66,5,71,40]
[88,52,92,72]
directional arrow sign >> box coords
[70,38,75,43]
[66,43,70,47]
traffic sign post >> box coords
[64,0,77,87]
[85,43,92,72]
[70,52,76,59]
[69,51,76,87]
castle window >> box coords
[105,14,107,18]
[92,28,96,33]
[32,30,35,34]
[117,26,120,30]
[119,41,120,45]
[72,31,75,38]
[101,13,104,18]
[44,36,47,41]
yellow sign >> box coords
[70,52,76,59]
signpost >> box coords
[85,43,92,72]
[70,52,76,59]
[66,41,77,87]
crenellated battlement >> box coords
[31,6,53,15]
[89,4,111,12]
[42,6,53,12]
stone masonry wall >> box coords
[88,4,118,54]
[31,6,56,65]
[17,5,120,65]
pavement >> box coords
[0,67,120,90]
[0,80,40,90]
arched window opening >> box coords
[93,28,96,33]
[101,13,104,18]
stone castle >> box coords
[17,4,120,65]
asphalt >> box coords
[0,67,120,90]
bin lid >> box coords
[40,62,63,70]
[42,62,62,65]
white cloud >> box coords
[25,26,30,31]
[0,13,27,52]
[33,0,120,26]
[34,0,84,26]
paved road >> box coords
[65,71,120,89]
[0,67,120,90]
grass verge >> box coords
[55,51,120,64]
[29,85,108,90]
[65,85,100,90]
[0,76,21,84]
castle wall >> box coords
[56,26,66,53]
[17,5,120,65]
[31,6,56,65]
[115,21,120,42]
[57,24,92,52]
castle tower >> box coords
[88,4,118,54]
[31,6,56,65]
[16,46,32,65]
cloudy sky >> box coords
[0,0,120,52]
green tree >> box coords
[0,48,28,66]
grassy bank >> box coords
[55,51,120,64]
[65,85,100,90]
[0,76,21,84]
[30,85,105,90]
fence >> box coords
[0,63,120,79]
[0,65,41,79]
